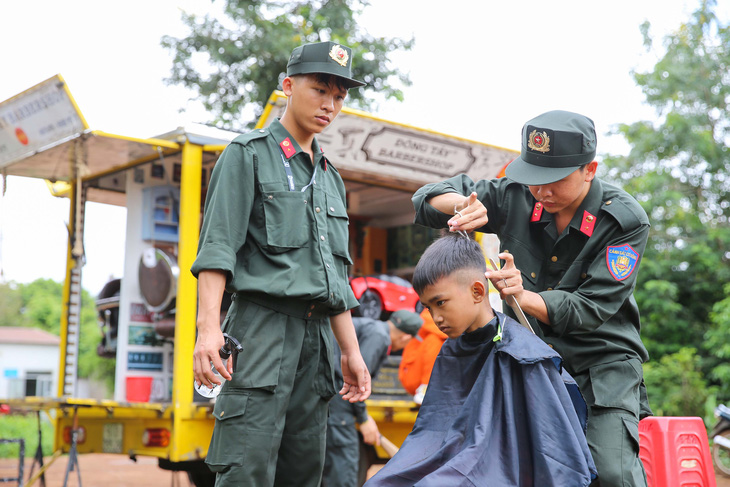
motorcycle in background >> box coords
[713,404,730,476]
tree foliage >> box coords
[603,0,730,406]
[0,279,116,393]
[161,0,413,130]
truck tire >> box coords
[187,469,216,487]
[356,290,382,320]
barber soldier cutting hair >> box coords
[412,110,651,487]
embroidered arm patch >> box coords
[606,244,639,281]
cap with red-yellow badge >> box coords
[506,110,597,186]
[286,42,366,89]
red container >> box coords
[126,376,153,402]
[639,416,716,487]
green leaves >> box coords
[605,0,730,411]
[0,279,116,393]
[161,0,413,129]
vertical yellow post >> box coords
[56,178,76,398]
[171,140,202,460]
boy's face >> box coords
[418,274,483,339]
[283,74,347,135]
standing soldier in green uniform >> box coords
[191,42,371,487]
[412,110,650,487]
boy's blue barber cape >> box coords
[366,312,597,487]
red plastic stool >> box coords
[639,416,716,487]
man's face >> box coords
[285,75,347,134]
[418,274,482,339]
[527,163,597,216]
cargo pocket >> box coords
[326,194,353,265]
[227,301,284,391]
[205,392,250,472]
[262,190,310,252]
[315,325,337,400]
[588,359,642,417]
[621,417,647,486]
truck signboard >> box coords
[0,74,88,169]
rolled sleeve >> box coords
[412,175,472,228]
[190,143,255,283]
[542,223,650,336]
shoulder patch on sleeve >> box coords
[606,244,640,281]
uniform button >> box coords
[304,200,307,204]
[341,420,347,426]
[259,129,265,133]
[268,195,273,200]
[504,249,510,254]
[551,256,558,262]
[530,272,536,279]
[315,207,321,213]
[326,264,330,269]
[548,344,554,349]
[581,273,587,279]
[547,287,553,291]
[605,200,612,205]
[320,235,325,241]
[329,207,335,212]
[330,292,334,297]
[220,410,225,417]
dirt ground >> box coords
[0,454,382,487]
[0,453,728,486]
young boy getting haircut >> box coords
[366,234,596,487]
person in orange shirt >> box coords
[398,309,447,404]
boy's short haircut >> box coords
[291,72,349,92]
[413,234,487,295]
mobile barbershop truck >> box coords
[0,75,515,486]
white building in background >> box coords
[0,327,59,399]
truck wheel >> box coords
[357,290,382,320]
[187,469,216,487]
[714,429,730,477]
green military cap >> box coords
[505,110,597,185]
[286,41,366,89]
[389,310,424,336]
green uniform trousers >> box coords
[206,298,337,487]
[574,358,648,487]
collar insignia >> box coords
[280,137,296,158]
[527,129,550,153]
[580,210,595,237]
[329,45,349,67]
[530,201,543,222]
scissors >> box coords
[488,259,535,334]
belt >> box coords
[234,292,333,320]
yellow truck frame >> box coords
[1,77,515,486]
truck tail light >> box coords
[142,428,170,447]
[63,426,86,444]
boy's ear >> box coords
[471,280,487,303]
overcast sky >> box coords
[0,0,725,295]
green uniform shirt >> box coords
[191,119,359,315]
[413,175,650,375]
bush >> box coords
[643,347,716,419]
[0,413,54,459]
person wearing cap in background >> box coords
[322,310,423,487]
[398,309,447,405]
[411,110,650,486]
[191,41,371,486]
